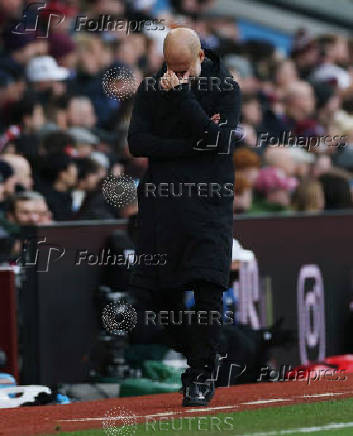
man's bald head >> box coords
[285,80,315,119]
[163,28,204,78]
[163,28,201,57]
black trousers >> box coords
[150,281,224,369]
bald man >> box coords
[128,28,241,406]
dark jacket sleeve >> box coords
[128,82,200,159]
[166,80,241,154]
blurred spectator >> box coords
[313,154,332,178]
[48,32,77,71]
[26,56,69,98]
[1,153,33,191]
[40,95,68,132]
[312,34,351,90]
[66,96,97,129]
[171,0,215,17]
[332,113,353,172]
[0,71,25,130]
[291,29,319,80]
[7,96,44,160]
[0,159,15,201]
[240,123,258,148]
[283,81,320,137]
[292,179,325,212]
[38,153,77,221]
[287,148,315,179]
[6,191,52,226]
[76,180,120,220]
[313,82,340,133]
[0,27,47,79]
[234,174,252,215]
[264,148,296,177]
[252,167,298,213]
[241,94,263,130]
[70,35,117,127]
[40,130,75,158]
[73,158,104,212]
[272,59,298,91]
[233,147,261,187]
[119,199,139,219]
[319,171,353,210]
[224,55,258,94]
[0,0,351,228]
[67,127,99,158]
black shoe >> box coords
[181,367,215,407]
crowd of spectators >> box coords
[0,0,352,261]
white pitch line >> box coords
[55,390,353,424]
[184,405,239,413]
[241,399,290,405]
[240,421,353,436]
[301,392,345,399]
[57,405,239,423]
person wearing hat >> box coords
[67,127,99,158]
[26,56,70,98]
[48,32,77,70]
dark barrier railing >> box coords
[19,212,353,384]
[234,210,353,370]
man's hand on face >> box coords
[160,69,190,90]
[211,113,220,124]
